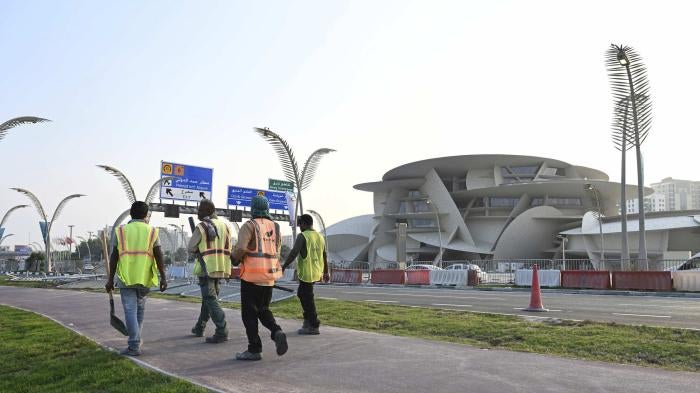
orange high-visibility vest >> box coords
[240,218,283,283]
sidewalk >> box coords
[1,286,698,393]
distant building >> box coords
[626,192,666,214]
[651,177,700,211]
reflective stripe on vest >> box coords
[194,218,232,277]
[116,222,159,287]
[297,229,325,283]
[240,218,283,282]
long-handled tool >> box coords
[102,230,128,335]
[188,216,294,293]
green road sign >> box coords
[268,179,294,193]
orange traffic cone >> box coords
[524,264,548,312]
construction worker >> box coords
[282,214,329,335]
[105,201,167,356]
[231,195,288,361]
[188,199,232,343]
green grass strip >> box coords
[0,305,207,393]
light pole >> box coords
[556,234,568,270]
[425,199,443,268]
[11,188,85,274]
[68,225,75,259]
[584,184,605,268]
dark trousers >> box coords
[297,281,320,328]
[195,277,228,337]
[240,279,282,353]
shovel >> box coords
[108,290,129,336]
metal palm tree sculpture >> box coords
[253,127,336,216]
[98,165,174,248]
[0,205,28,239]
[11,188,85,273]
[0,117,50,142]
[308,209,328,254]
[606,44,653,267]
[0,233,14,246]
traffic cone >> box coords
[524,264,548,312]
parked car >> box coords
[405,264,443,271]
[674,253,700,271]
[444,263,488,282]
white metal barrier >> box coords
[429,270,468,286]
[514,269,561,287]
[672,271,700,292]
[278,268,296,282]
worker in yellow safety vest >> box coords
[106,201,168,356]
[188,199,232,343]
[231,195,287,361]
[282,213,329,335]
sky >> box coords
[1,0,699,247]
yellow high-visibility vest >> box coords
[194,217,232,277]
[116,221,159,287]
[297,230,325,283]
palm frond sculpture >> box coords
[12,188,85,273]
[606,44,653,265]
[0,117,50,141]
[301,149,336,191]
[97,165,137,204]
[10,188,47,221]
[1,205,28,228]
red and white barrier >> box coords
[612,271,672,291]
[370,269,405,285]
[429,270,468,286]
[405,270,430,285]
[515,269,561,287]
[561,271,611,289]
[672,271,700,292]
[331,269,363,283]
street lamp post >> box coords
[584,184,605,268]
[425,199,443,268]
[556,234,568,270]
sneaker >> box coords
[191,327,204,337]
[273,330,288,356]
[298,326,320,335]
[205,335,228,343]
[120,347,142,357]
[235,351,262,361]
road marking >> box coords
[612,313,671,318]
[340,291,504,300]
[432,303,472,307]
[617,303,700,309]
[318,297,337,300]
[513,307,562,312]
[364,300,398,303]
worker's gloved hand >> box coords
[323,272,330,283]
[159,277,168,292]
[105,279,114,293]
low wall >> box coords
[612,271,672,291]
[370,269,405,285]
[514,269,561,287]
[672,271,700,292]
[561,271,611,289]
[430,270,468,286]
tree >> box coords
[25,252,45,272]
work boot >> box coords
[273,330,288,356]
[298,324,320,335]
[235,351,262,361]
[120,347,142,357]
[205,334,228,344]
[191,327,204,337]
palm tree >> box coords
[11,188,85,273]
[253,127,336,218]
[0,117,50,142]
[606,44,653,269]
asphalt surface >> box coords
[1,286,699,393]
[305,284,700,330]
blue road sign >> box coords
[160,161,213,201]
[227,186,289,211]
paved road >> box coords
[303,284,700,329]
[1,286,698,393]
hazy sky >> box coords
[2,0,699,247]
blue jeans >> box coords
[120,287,149,350]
